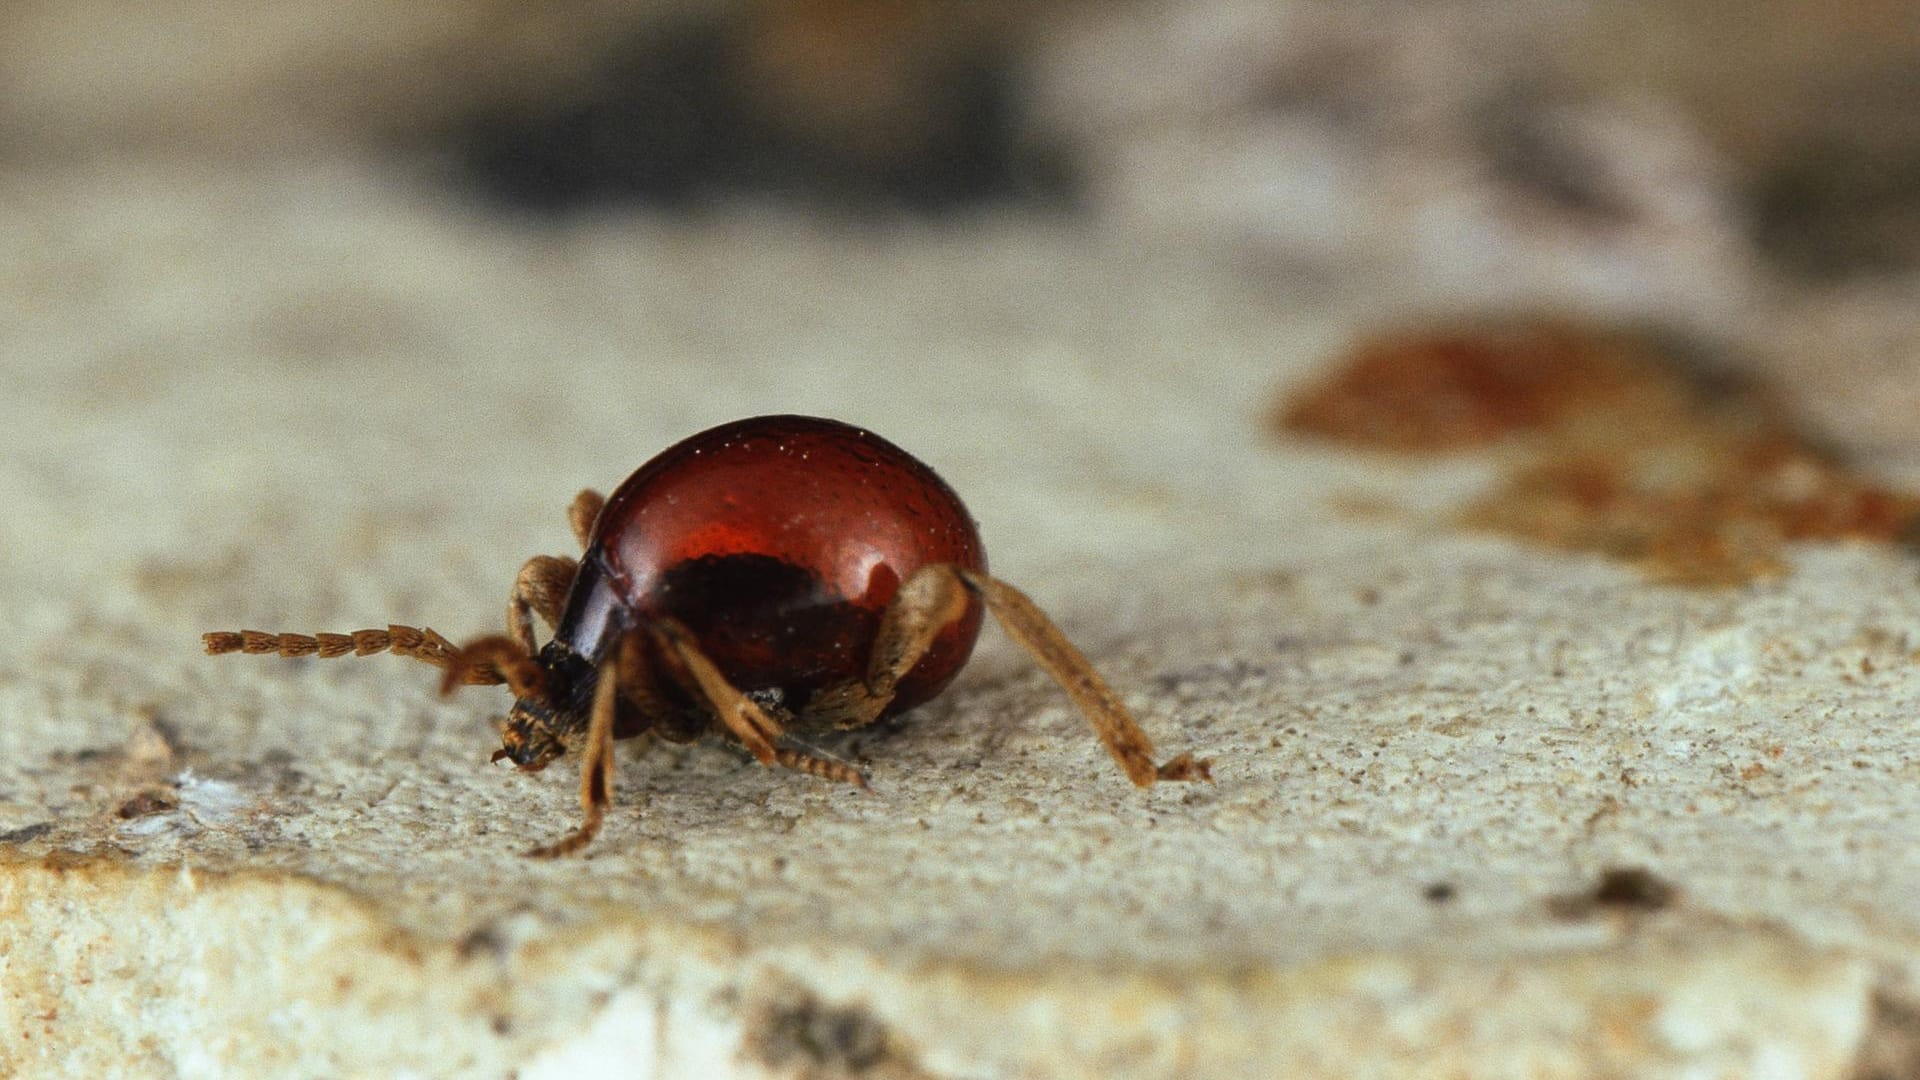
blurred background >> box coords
[11,6,1920,1072]
[5,0,1920,456]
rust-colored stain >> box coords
[1278,320,1920,587]
[1276,322,1650,452]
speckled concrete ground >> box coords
[3,159,1920,1078]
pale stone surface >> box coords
[4,159,1920,1077]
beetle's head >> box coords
[482,639,600,772]
[494,694,569,771]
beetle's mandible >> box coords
[205,415,1212,856]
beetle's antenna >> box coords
[202,626,499,682]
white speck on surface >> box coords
[520,991,665,1080]
[176,771,253,826]
[1656,627,1760,713]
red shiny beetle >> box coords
[206,416,1210,855]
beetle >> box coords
[205,415,1211,856]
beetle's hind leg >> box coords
[804,563,972,731]
[958,569,1212,785]
[808,565,1212,786]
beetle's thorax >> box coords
[547,551,630,665]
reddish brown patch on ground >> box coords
[1278,319,1920,587]
[1275,322,1651,452]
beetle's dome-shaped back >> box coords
[598,416,983,603]
[583,415,987,715]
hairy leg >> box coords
[957,568,1212,786]
[806,562,971,731]
[647,618,786,765]
[507,554,578,655]
[647,619,870,790]
[569,489,606,550]
[525,633,631,858]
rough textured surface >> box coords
[5,158,1920,1077]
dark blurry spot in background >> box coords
[1476,88,1643,228]
[1751,69,1920,281]
[449,6,1073,215]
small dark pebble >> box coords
[1548,865,1679,919]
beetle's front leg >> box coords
[525,632,647,858]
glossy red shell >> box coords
[559,415,987,718]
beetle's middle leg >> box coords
[648,617,787,764]
[568,489,605,550]
[507,555,578,655]
[649,618,869,790]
